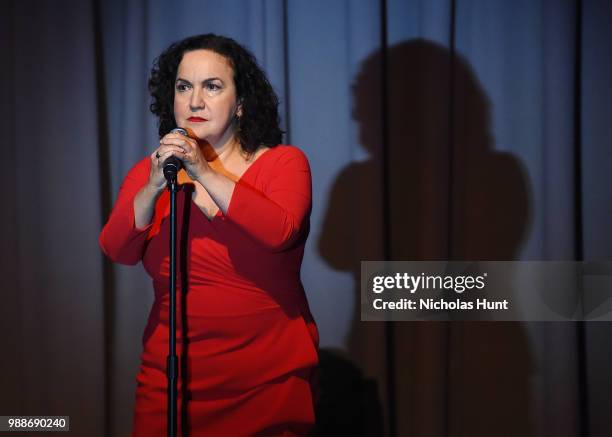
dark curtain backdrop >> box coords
[1,0,611,436]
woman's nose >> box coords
[189,89,205,111]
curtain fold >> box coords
[0,0,106,435]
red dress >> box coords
[99,145,319,436]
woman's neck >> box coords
[200,134,244,172]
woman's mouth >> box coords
[188,117,207,122]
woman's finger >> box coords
[156,149,185,164]
[160,135,197,150]
[156,145,186,158]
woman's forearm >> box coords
[196,167,237,215]
[133,183,164,229]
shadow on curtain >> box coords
[317,39,533,436]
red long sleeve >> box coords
[226,146,312,251]
[99,158,152,265]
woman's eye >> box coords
[176,83,190,92]
[206,83,221,91]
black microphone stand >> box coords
[164,127,187,437]
[167,174,179,437]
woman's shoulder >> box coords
[263,144,310,167]
[133,156,152,171]
[120,156,151,184]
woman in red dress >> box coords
[99,34,319,436]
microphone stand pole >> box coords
[167,176,179,437]
[164,128,187,437]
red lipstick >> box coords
[188,116,207,122]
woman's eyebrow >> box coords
[176,77,224,84]
[204,77,223,83]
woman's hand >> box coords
[149,131,210,189]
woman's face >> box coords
[173,49,241,146]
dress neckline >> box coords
[235,145,274,184]
[196,145,279,221]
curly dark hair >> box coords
[148,33,283,153]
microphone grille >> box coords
[171,127,188,136]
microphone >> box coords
[163,127,188,182]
